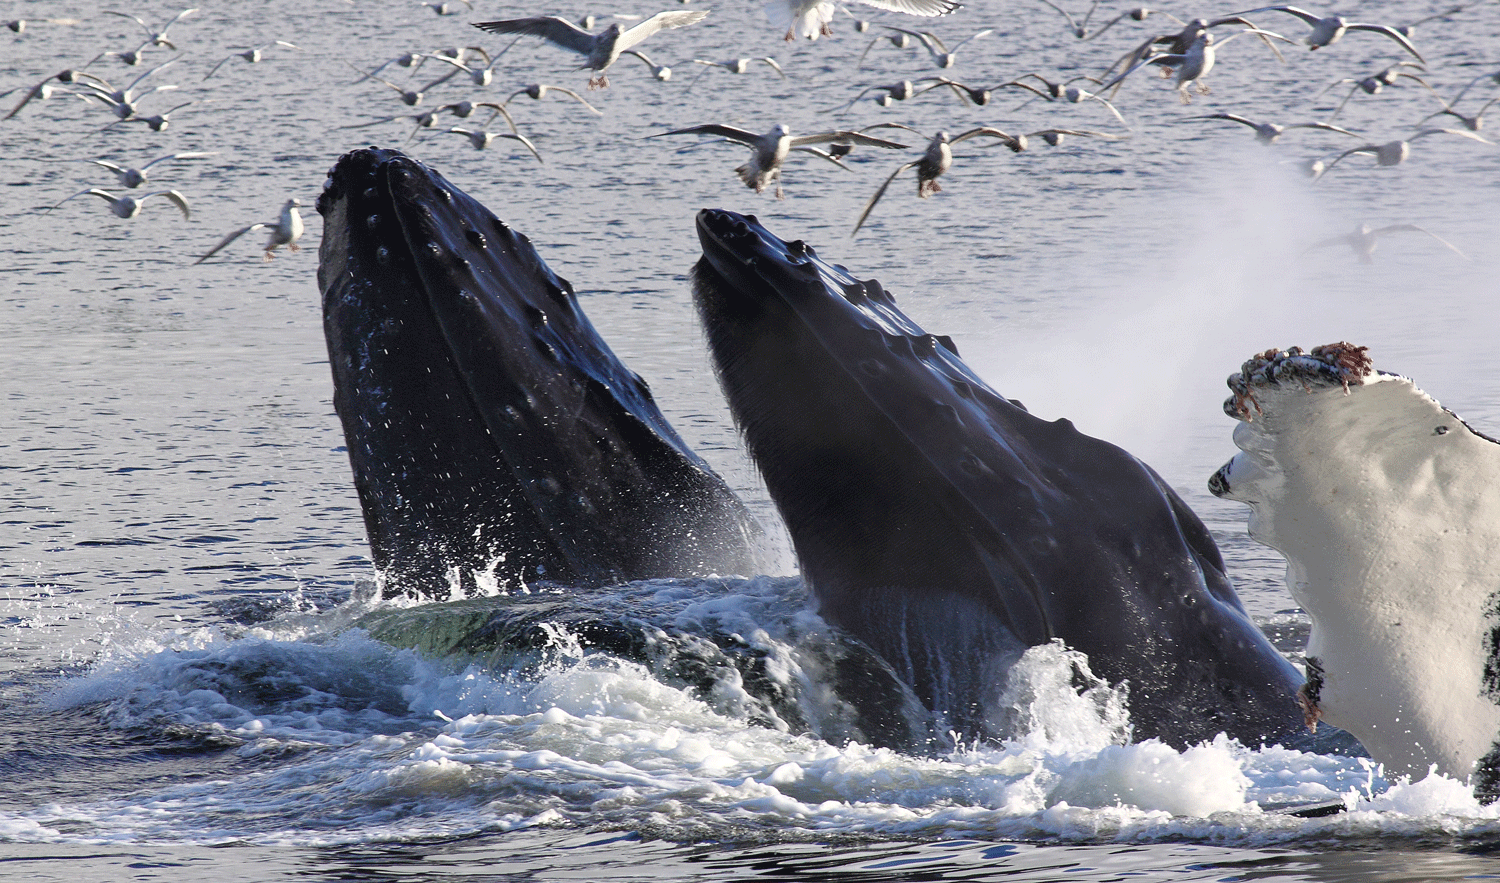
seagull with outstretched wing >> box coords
[473,10,709,89]
[652,123,908,199]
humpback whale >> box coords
[315,148,1326,754]
[690,209,1310,749]
[1211,343,1500,788]
[316,148,768,599]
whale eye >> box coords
[436,188,453,203]
[525,305,548,329]
[465,228,487,248]
[1434,426,1450,435]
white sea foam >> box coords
[5,585,1499,848]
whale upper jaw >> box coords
[316,150,766,599]
[692,208,1309,750]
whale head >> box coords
[692,208,1310,749]
[316,150,766,598]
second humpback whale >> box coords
[316,147,1329,754]
[691,209,1310,749]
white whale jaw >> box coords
[1212,343,1500,784]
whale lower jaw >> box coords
[316,149,767,598]
[693,208,1309,750]
[1214,343,1500,783]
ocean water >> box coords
[3,0,1500,879]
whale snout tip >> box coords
[1208,463,1232,498]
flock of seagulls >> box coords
[8,1,1497,258]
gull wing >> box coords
[615,9,711,53]
[147,189,191,220]
[195,223,268,264]
[1374,224,1468,260]
[1230,6,1323,26]
[853,0,961,16]
[653,124,763,145]
[473,17,598,55]
[1346,23,1424,63]
[852,160,920,236]
[139,150,217,171]
[791,130,908,148]
[949,126,1017,145]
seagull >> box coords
[204,41,302,80]
[1182,113,1357,144]
[73,58,181,120]
[502,83,602,114]
[1103,15,1281,83]
[195,199,306,263]
[853,128,1027,235]
[651,123,908,198]
[82,151,217,188]
[883,26,992,68]
[1037,0,1100,38]
[690,57,786,89]
[47,187,190,219]
[422,49,503,87]
[1318,127,1494,175]
[348,63,458,106]
[1301,222,1468,263]
[5,18,81,35]
[1231,6,1424,62]
[1313,61,1431,116]
[341,102,519,143]
[1102,29,1289,103]
[621,49,671,81]
[999,74,1127,124]
[107,99,199,131]
[1420,96,1498,133]
[856,29,917,68]
[4,67,111,120]
[911,76,993,105]
[422,0,473,14]
[472,10,710,89]
[765,0,960,42]
[103,8,196,50]
[828,80,919,112]
[441,127,543,161]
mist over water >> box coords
[3,0,1500,878]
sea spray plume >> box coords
[1211,344,1500,790]
[692,209,1312,750]
[316,149,767,599]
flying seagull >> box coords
[1181,113,1357,144]
[196,199,306,263]
[81,150,217,188]
[651,123,908,198]
[472,10,710,89]
[1231,6,1424,62]
[765,0,960,42]
[47,187,190,219]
